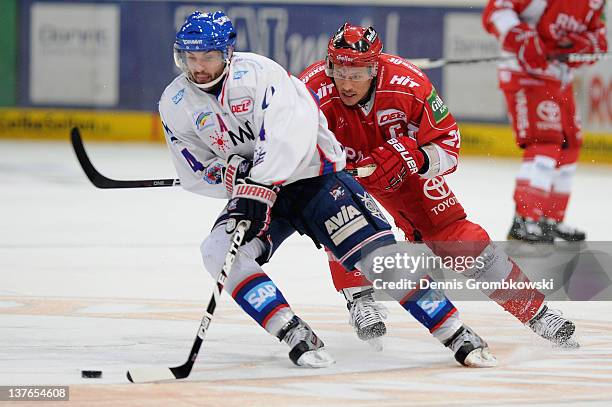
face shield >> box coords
[325,57,377,82]
[173,48,232,89]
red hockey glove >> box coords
[358,138,426,191]
[502,22,548,71]
[226,179,277,243]
[555,31,608,67]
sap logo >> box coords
[416,289,448,318]
[317,82,335,99]
[245,282,277,311]
[325,205,368,245]
[387,138,418,175]
[390,75,420,88]
[230,97,253,115]
[233,70,248,80]
[172,88,185,104]
[377,109,407,126]
[301,65,325,83]
[195,111,214,130]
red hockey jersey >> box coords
[299,54,461,178]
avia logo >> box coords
[262,86,275,109]
[377,109,407,126]
[230,97,253,115]
[245,282,277,311]
[325,205,368,245]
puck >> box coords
[81,370,103,378]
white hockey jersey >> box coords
[159,52,346,199]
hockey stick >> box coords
[126,221,248,383]
[70,127,180,189]
[411,52,612,69]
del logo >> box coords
[377,109,407,126]
[245,282,277,311]
[195,111,214,130]
[426,88,449,124]
[325,205,368,245]
[230,97,253,115]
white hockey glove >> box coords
[223,154,252,196]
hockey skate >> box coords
[343,287,388,351]
[528,305,579,348]
[277,315,335,368]
[507,215,554,243]
[542,218,586,242]
[444,325,497,368]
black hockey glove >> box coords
[226,178,277,243]
[223,154,253,196]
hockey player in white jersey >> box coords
[160,11,498,368]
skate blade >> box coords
[296,348,336,368]
[463,347,498,368]
[366,337,384,352]
[555,336,580,349]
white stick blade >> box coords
[126,367,176,383]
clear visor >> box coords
[325,64,375,81]
[173,49,231,88]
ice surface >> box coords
[1,140,611,405]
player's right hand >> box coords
[224,155,253,197]
[502,22,548,72]
[225,179,277,242]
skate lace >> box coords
[531,308,567,339]
[283,321,311,348]
[524,219,544,235]
[349,294,388,329]
[447,326,483,353]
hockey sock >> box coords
[545,147,579,222]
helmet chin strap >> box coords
[190,62,231,90]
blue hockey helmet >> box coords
[174,11,237,88]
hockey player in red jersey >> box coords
[299,23,579,351]
[482,0,607,242]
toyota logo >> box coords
[423,177,451,200]
[536,101,561,123]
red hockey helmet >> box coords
[326,23,383,80]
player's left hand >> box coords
[358,137,426,191]
[556,32,607,67]
[226,179,277,242]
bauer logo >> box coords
[245,282,277,311]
